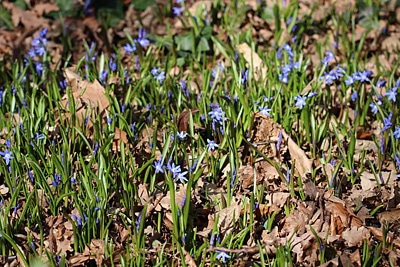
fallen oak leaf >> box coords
[32,2,59,16]
[281,130,312,179]
[177,108,200,133]
[237,43,268,81]
[59,66,110,128]
[342,226,370,247]
[112,127,130,153]
[2,2,49,29]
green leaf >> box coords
[197,37,210,52]
[132,0,156,11]
[54,0,75,15]
[96,1,125,27]
[0,7,13,29]
[175,33,194,52]
[201,25,213,39]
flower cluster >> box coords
[344,70,372,86]
[152,156,188,183]
[293,91,318,110]
[123,28,150,55]
[26,28,49,76]
[28,28,48,58]
[173,0,185,16]
[320,65,345,85]
[151,67,166,84]
[277,43,300,84]
[208,102,227,134]
[321,51,334,66]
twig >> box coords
[145,193,165,217]
[208,246,261,255]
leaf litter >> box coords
[0,0,400,266]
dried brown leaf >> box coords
[382,35,400,53]
[112,127,130,152]
[32,3,59,16]
[2,2,49,29]
[237,43,267,80]
[60,67,109,127]
[342,226,370,247]
[281,131,312,178]
[217,201,241,232]
[177,109,199,132]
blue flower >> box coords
[175,170,188,183]
[72,214,83,231]
[177,131,187,141]
[167,161,182,178]
[153,157,164,174]
[241,69,249,86]
[181,195,186,207]
[0,149,13,166]
[307,91,318,98]
[276,47,283,59]
[278,73,289,84]
[395,154,400,170]
[392,126,400,140]
[259,106,271,117]
[137,28,150,47]
[321,51,334,66]
[28,49,37,58]
[286,166,291,184]
[294,95,307,109]
[173,6,185,16]
[282,43,294,58]
[83,0,91,13]
[109,55,117,72]
[100,69,108,84]
[85,42,97,62]
[28,28,48,57]
[135,56,140,71]
[291,61,299,70]
[345,75,355,86]
[155,71,166,84]
[354,70,371,83]
[208,103,227,124]
[35,132,45,140]
[216,250,230,263]
[28,169,34,183]
[381,112,392,132]
[189,160,198,173]
[206,139,219,151]
[123,42,136,54]
[181,79,189,98]
[351,91,358,102]
[52,173,61,187]
[135,213,142,233]
[385,87,397,103]
[320,71,335,85]
[369,100,382,115]
[276,130,283,151]
[151,67,160,75]
[379,135,384,155]
[376,79,386,87]
[35,62,45,76]
[5,140,10,149]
